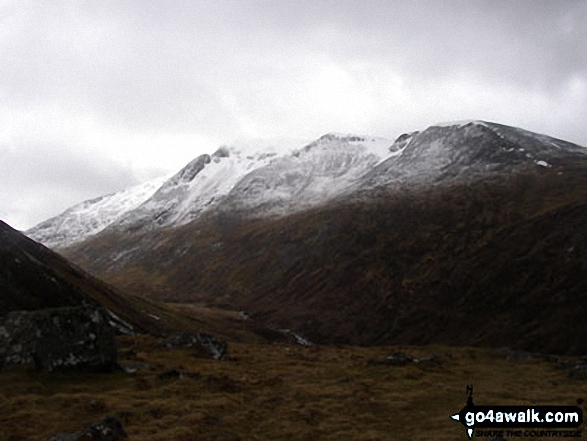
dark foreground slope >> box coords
[0,220,172,334]
[1,220,260,339]
[63,123,587,354]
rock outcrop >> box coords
[0,305,117,372]
[48,415,127,441]
[161,332,227,360]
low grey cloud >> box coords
[0,140,140,230]
[1,0,586,229]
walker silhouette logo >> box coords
[450,386,583,439]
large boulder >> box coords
[0,306,117,372]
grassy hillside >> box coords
[64,165,587,354]
[1,337,586,440]
[0,220,273,340]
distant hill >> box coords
[30,121,587,354]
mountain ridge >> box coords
[62,168,587,353]
[48,120,587,354]
[29,121,586,250]
[25,175,168,248]
[26,132,397,246]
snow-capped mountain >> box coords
[111,143,289,233]
[361,120,585,188]
[57,120,587,354]
[26,121,586,250]
[112,134,395,233]
[27,134,395,246]
[26,175,168,248]
[25,139,299,245]
[223,134,395,216]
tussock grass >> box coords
[1,337,586,440]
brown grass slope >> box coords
[3,336,587,441]
[64,160,587,354]
[1,220,267,340]
[0,219,173,334]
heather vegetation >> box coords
[2,333,587,440]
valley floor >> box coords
[2,337,587,440]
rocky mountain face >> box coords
[222,134,394,217]
[26,122,583,249]
[361,120,583,188]
[26,175,168,248]
[28,121,587,354]
[26,134,395,244]
[108,146,282,234]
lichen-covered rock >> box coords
[0,306,117,372]
[161,332,227,360]
[48,415,127,441]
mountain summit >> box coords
[27,133,395,246]
[363,120,583,187]
[28,120,587,354]
[27,121,585,250]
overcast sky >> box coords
[1,0,586,230]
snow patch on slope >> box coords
[33,122,582,249]
[431,119,491,129]
[109,134,395,231]
[225,133,393,215]
[26,175,168,248]
[309,133,394,163]
[112,141,299,231]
